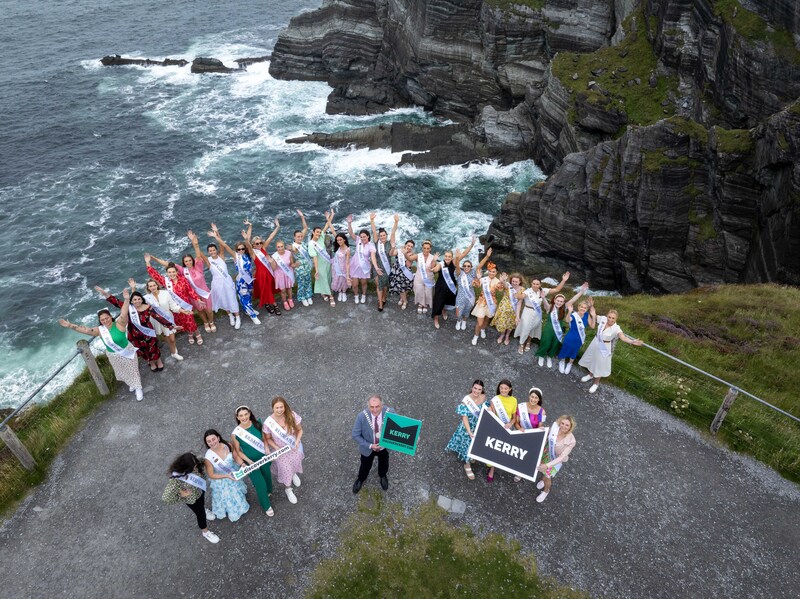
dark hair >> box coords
[313,226,322,233]
[207,243,218,252]
[293,229,302,237]
[335,233,350,248]
[235,406,262,432]
[405,239,415,246]
[472,379,485,393]
[96,308,113,323]
[168,452,204,477]
[378,227,387,236]
[166,262,178,271]
[528,387,544,406]
[358,228,370,240]
[203,429,233,452]
[182,254,195,268]
[496,379,513,396]
[130,291,145,302]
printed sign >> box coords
[233,446,291,480]
[379,412,422,456]
[467,408,548,482]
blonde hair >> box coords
[556,414,576,434]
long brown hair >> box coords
[272,396,299,436]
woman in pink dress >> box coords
[272,240,298,311]
[346,214,383,305]
[184,230,215,333]
[331,233,352,301]
[264,396,304,505]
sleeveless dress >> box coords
[234,422,273,511]
[431,261,457,317]
[184,261,212,312]
[559,311,591,360]
[292,242,314,301]
[234,253,258,318]
[272,251,295,290]
[413,253,436,307]
[331,247,350,292]
[389,253,414,294]
[207,450,249,521]
[101,324,142,390]
[350,241,376,279]
[536,309,566,358]
[208,256,239,313]
[454,270,477,317]
[490,286,519,332]
[267,412,305,486]
[375,241,392,290]
[514,288,544,341]
[309,237,333,296]
[253,248,277,307]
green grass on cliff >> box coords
[713,0,800,65]
[308,495,587,598]
[551,9,677,130]
[590,284,800,483]
[0,356,117,518]
[484,0,545,11]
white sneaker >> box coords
[229,314,236,326]
[251,316,261,325]
[285,488,298,504]
[128,385,134,392]
[538,357,544,367]
[205,508,216,521]
[536,480,545,490]
[266,507,274,517]
[135,388,143,401]
[589,384,599,394]
[234,315,241,330]
[536,491,549,503]
[202,530,220,544]
[581,374,593,383]
[565,362,573,374]
[480,329,486,339]
[308,298,313,305]
[471,335,478,346]
[360,294,366,303]
[171,352,184,361]
[302,299,309,307]
[292,474,301,487]
[558,360,565,373]
[546,357,553,368]
[341,293,347,303]
[513,476,521,482]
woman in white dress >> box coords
[578,309,643,393]
[513,271,570,354]
[141,278,183,362]
[407,240,437,313]
[193,223,241,328]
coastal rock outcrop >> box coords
[100,55,189,67]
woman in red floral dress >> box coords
[144,253,203,345]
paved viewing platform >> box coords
[1,303,798,598]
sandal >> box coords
[188,336,195,345]
[401,302,407,310]
[329,297,335,307]
[210,323,217,332]
[150,364,157,372]
[518,345,524,355]
[524,343,531,352]
[496,336,504,344]
[464,464,475,480]
[196,334,203,346]
[265,304,275,314]
[273,304,282,316]
[417,305,423,314]
[204,323,212,333]
[504,338,510,346]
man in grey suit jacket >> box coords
[351,395,391,493]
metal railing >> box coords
[0,338,109,470]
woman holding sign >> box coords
[536,415,577,503]
[161,453,220,543]
[231,406,275,516]
[264,396,304,505]
[535,283,589,368]
[203,429,249,522]
[578,309,643,393]
[515,387,546,431]
[445,380,486,480]
[485,379,518,483]
[558,298,596,374]
[470,262,503,346]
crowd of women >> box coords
[58,210,642,402]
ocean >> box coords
[0,0,542,409]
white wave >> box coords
[79,58,104,71]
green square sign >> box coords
[379,412,422,456]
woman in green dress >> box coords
[536,283,589,368]
[231,406,275,516]
[310,210,336,306]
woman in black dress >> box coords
[431,250,458,329]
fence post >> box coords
[77,339,110,396]
[0,424,36,470]
[710,388,739,435]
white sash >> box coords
[209,257,234,285]
[356,241,371,275]
[312,239,333,264]
[440,262,456,294]
[98,325,137,359]
[144,293,176,326]
[491,396,511,424]
[293,242,312,266]
[334,250,346,277]
[272,251,295,284]
[183,267,210,299]
[232,446,291,480]
[204,449,234,475]
[253,248,275,275]
[265,415,298,450]
[573,312,586,344]
[398,253,414,280]
[459,271,475,304]
[419,255,435,288]
[233,425,266,455]
[172,472,207,492]
[481,277,496,316]
[518,403,545,430]
[164,278,194,311]
[461,395,481,418]
[524,288,542,317]
[377,242,391,274]
[235,254,254,284]
[550,309,564,342]
[596,316,611,356]
[508,284,519,312]
[546,426,563,475]
[128,304,156,338]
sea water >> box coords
[0,0,543,408]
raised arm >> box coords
[241,220,255,260]
[369,213,378,243]
[115,288,131,331]
[209,223,236,259]
[263,218,280,249]
[346,214,358,242]
[544,271,571,296]
[587,297,597,329]
[566,282,589,307]
[475,247,492,275]
[296,209,308,240]
[188,230,209,267]
[144,254,166,286]
[148,254,169,268]
[325,209,336,236]
[431,253,443,272]
[389,214,399,248]
[456,235,477,262]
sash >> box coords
[545,426,563,476]
[459,271,475,304]
[183,267,210,299]
[98,325,137,359]
[363,409,382,444]
[204,449,234,475]
[164,278,193,311]
[333,250,346,277]
[312,239,333,264]
[377,242,391,274]
[518,403,544,430]
[524,288,542,317]
[461,396,481,418]
[419,255,435,288]
[596,316,611,356]
[481,277,496,316]
[356,241,371,275]
[265,415,298,450]
[440,262,456,294]
[144,293,176,326]
[508,284,519,312]
[209,257,233,285]
[573,311,586,344]
[293,242,312,266]
[232,446,290,480]
[233,425,266,455]
[128,304,156,338]
[235,254,254,284]
[272,251,295,284]
[172,472,207,492]
[253,248,275,275]
[491,396,511,425]
[398,253,414,280]
[550,309,564,342]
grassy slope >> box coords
[591,284,800,482]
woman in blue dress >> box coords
[209,221,260,327]
[445,380,486,480]
[291,209,314,306]
[203,429,250,522]
[558,296,596,374]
